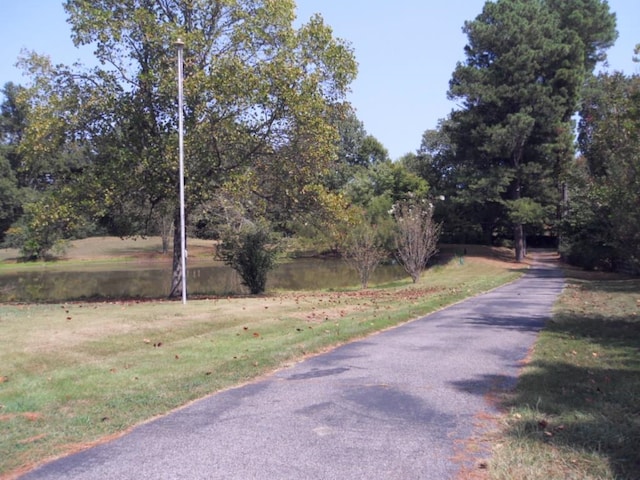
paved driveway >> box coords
[21,255,564,480]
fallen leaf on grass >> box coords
[23,412,43,422]
[18,434,47,445]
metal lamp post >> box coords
[175,38,187,304]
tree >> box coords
[0,155,22,241]
[447,0,616,261]
[0,83,28,240]
[392,199,441,283]
[333,105,368,168]
[403,119,485,244]
[217,218,280,295]
[566,71,640,272]
[0,83,28,172]
[343,160,429,251]
[358,135,389,166]
[341,219,387,289]
[324,106,389,193]
[21,0,358,295]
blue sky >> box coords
[2,0,639,160]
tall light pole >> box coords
[175,38,187,304]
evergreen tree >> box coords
[446,0,616,260]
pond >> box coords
[0,258,406,303]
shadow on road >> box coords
[450,264,640,478]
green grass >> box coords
[0,249,521,477]
[487,267,640,480]
[0,236,215,267]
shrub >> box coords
[217,221,280,294]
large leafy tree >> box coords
[566,71,640,271]
[446,0,616,261]
[403,120,493,244]
[343,160,429,252]
[0,83,28,239]
[19,0,357,294]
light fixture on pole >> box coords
[175,38,187,304]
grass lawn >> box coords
[0,236,215,266]
[3,238,637,479]
[0,242,521,477]
[486,266,640,480]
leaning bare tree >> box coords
[393,199,442,283]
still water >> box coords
[0,259,406,302]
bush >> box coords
[217,221,280,294]
[561,240,616,271]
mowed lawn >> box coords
[486,266,640,480]
[1,243,521,477]
[1,240,638,479]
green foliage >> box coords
[358,135,390,165]
[445,0,616,259]
[217,220,280,295]
[505,197,546,226]
[564,71,640,272]
[10,1,357,295]
[325,105,390,192]
[342,161,429,251]
[345,161,429,210]
[6,193,77,260]
[0,155,22,240]
[0,82,29,239]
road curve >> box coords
[20,254,564,480]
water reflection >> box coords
[0,259,405,302]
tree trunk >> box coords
[160,213,172,254]
[511,173,525,262]
[514,223,525,262]
[168,209,185,298]
[481,223,493,246]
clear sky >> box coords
[1,0,639,160]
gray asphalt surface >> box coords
[20,254,564,480]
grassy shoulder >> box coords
[486,267,640,480]
[0,247,521,478]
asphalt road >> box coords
[20,254,564,480]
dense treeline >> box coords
[1,0,638,290]
[402,0,638,274]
